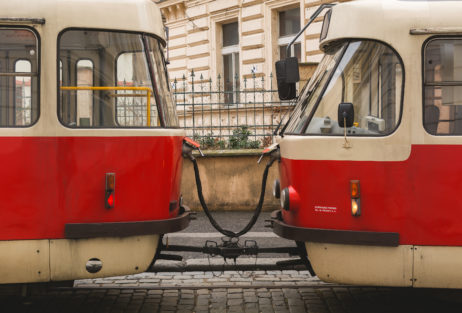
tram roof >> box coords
[321,0,462,52]
[0,0,165,42]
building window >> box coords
[278,7,301,61]
[424,38,462,135]
[222,22,239,104]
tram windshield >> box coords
[284,40,403,136]
[58,30,178,128]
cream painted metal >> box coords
[0,235,158,284]
[0,240,50,284]
[306,243,462,288]
[280,0,462,162]
[305,243,414,287]
[50,235,159,282]
[0,0,184,138]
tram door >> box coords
[0,28,39,127]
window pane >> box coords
[279,8,300,37]
[424,39,462,134]
[223,22,239,47]
[291,41,403,136]
[76,60,93,127]
[0,29,38,127]
[59,30,160,128]
[15,60,32,126]
[145,38,179,127]
[425,39,462,83]
[224,54,233,103]
[280,43,301,61]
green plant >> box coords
[228,126,261,149]
[198,133,215,149]
[197,134,228,150]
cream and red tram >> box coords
[0,0,190,284]
[271,0,462,288]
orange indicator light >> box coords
[350,180,360,199]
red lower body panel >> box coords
[279,145,462,246]
[0,136,184,240]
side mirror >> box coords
[275,57,300,100]
[338,102,354,128]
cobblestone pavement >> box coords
[2,270,462,313]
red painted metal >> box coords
[0,136,184,240]
[279,145,462,246]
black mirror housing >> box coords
[338,102,354,128]
[275,57,300,100]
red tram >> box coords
[0,0,190,284]
[271,0,462,288]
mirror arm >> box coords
[286,3,335,58]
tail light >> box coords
[105,173,115,209]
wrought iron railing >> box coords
[173,70,296,149]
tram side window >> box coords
[0,29,39,127]
[424,38,462,135]
[59,30,162,128]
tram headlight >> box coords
[280,186,300,211]
[281,187,290,210]
[273,179,281,199]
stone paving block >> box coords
[258,297,271,305]
[228,293,243,299]
[228,298,243,305]
[257,291,271,298]
[244,296,258,303]
[273,299,287,307]
[194,274,214,279]
[289,305,307,313]
[194,305,209,312]
[259,304,275,313]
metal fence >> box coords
[173,71,296,150]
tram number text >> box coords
[314,206,337,214]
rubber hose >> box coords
[191,156,276,238]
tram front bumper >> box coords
[269,210,399,247]
[64,206,192,239]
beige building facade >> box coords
[158,0,350,88]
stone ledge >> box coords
[193,149,263,157]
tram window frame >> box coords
[57,28,178,129]
[422,36,462,136]
[0,27,40,128]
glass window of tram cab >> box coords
[272,0,462,289]
[0,0,189,285]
